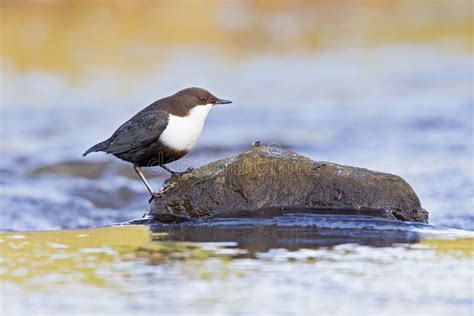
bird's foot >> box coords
[148,192,162,203]
[148,183,176,202]
[170,168,194,178]
[183,167,195,174]
[170,172,182,179]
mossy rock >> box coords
[146,145,428,223]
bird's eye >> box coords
[199,96,207,102]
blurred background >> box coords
[0,0,473,231]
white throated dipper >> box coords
[83,87,232,199]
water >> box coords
[1,47,473,231]
[1,2,473,314]
[1,47,473,315]
[1,224,473,316]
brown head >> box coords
[161,87,232,116]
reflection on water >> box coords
[0,226,151,289]
[1,224,473,315]
[0,225,239,290]
[150,214,425,251]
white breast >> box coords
[159,104,212,151]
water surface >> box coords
[1,223,473,316]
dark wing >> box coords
[105,108,169,154]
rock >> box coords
[147,145,428,223]
[29,159,164,180]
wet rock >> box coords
[29,159,164,180]
[29,160,109,179]
[72,186,139,209]
[147,145,428,223]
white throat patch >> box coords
[159,104,213,151]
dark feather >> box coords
[82,140,110,156]
[105,107,169,155]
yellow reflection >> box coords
[0,226,151,289]
[1,224,473,294]
[0,225,235,291]
[420,238,474,257]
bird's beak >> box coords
[214,98,232,105]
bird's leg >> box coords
[133,165,160,200]
[159,165,190,178]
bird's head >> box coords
[175,87,232,108]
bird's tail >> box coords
[82,140,109,157]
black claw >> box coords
[148,192,161,203]
[170,170,192,178]
[170,172,182,179]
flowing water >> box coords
[1,1,473,315]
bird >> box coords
[83,87,232,199]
